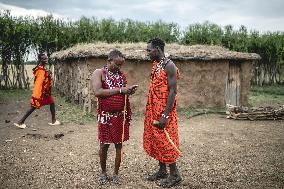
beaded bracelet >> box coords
[161,113,169,119]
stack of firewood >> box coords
[226,104,284,120]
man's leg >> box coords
[147,161,168,181]
[112,143,122,184]
[159,161,167,173]
[50,103,56,123]
[160,162,182,187]
[169,162,180,177]
[18,107,36,124]
[100,143,110,175]
[114,143,122,175]
[99,143,110,185]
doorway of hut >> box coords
[225,61,241,106]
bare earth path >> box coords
[0,96,283,189]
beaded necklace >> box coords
[104,65,124,89]
[153,57,167,79]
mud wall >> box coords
[176,60,229,109]
[54,58,252,113]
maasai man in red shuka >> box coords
[14,53,60,129]
[91,49,138,185]
[143,38,182,188]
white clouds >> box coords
[174,3,197,15]
[0,2,64,19]
[131,0,170,14]
[0,0,283,32]
[241,16,284,32]
[207,6,284,32]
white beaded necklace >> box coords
[104,66,124,89]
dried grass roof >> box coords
[51,42,261,61]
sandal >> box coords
[14,123,26,129]
[147,171,168,181]
[98,174,109,185]
[159,174,182,188]
[112,175,121,185]
[48,120,61,126]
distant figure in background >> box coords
[14,53,61,129]
[91,49,138,185]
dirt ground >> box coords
[0,96,284,189]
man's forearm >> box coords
[95,88,121,97]
[163,89,176,116]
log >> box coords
[226,104,284,120]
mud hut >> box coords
[51,43,260,112]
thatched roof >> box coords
[51,42,261,61]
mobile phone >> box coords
[130,85,138,92]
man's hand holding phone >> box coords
[129,85,138,95]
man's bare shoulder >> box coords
[92,68,103,77]
[164,59,176,72]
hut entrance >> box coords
[225,62,241,106]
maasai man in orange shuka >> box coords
[14,53,60,129]
[91,50,138,185]
[143,38,182,188]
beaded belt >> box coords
[97,110,127,124]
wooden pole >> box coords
[121,94,127,162]
[153,120,182,155]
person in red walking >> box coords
[91,49,138,185]
[14,53,60,129]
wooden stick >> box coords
[153,120,182,155]
[121,94,127,162]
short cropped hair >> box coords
[108,49,124,61]
[38,53,47,61]
[148,38,165,52]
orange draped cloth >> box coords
[143,59,180,164]
[31,66,53,108]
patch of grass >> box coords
[53,92,96,124]
[270,171,284,184]
[250,85,284,96]
[0,89,31,100]
[178,107,195,117]
[178,106,226,117]
[249,85,284,107]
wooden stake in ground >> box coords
[153,120,182,155]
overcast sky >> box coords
[0,0,284,32]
